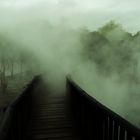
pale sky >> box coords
[0,0,140,33]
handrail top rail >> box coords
[66,76,140,137]
[0,76,40,139]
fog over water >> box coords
[0,0,140,128]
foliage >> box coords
[0,36,37,94]
[81,21,139,79]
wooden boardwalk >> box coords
[1,76,140,140]
[24,84,82,140]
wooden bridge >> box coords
[0,75,140,140]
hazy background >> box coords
[0,0,140,33]
[0,0,140,128]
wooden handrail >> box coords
[0,75,41,140]
[67,77,140,140]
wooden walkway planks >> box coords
[24,84,82,140]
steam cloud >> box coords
[0,0,140,128]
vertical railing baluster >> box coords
[103,121,105,140]
[109,118,113,140]
[104,116,108,140]
[124,131,127,140]
[120,127,125,140]
[112,121,115,140]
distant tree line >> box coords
[80,21,140,82]
[0,36,36,94]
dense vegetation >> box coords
[0,36,37,95]
[81,21,140,81]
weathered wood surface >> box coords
[24,82,82,140]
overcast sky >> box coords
[0,0,139,33]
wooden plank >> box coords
[24,93,82,140]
